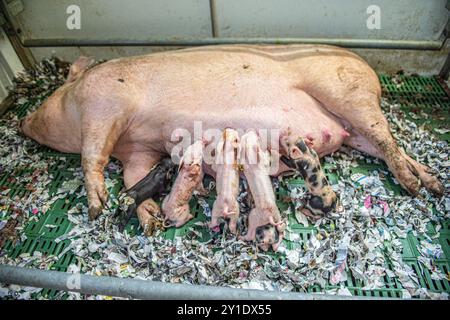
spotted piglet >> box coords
[280,133,337,218]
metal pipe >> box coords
[0,265,393,300]
[209,0,219,38]
[22,37,444,50]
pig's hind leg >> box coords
[302,64,443,197]
[344,131,443,197]
[339,103,443,196]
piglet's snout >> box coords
[162,205,194,228]
[255,224,280,251]
[306,189,337,216]
[173,214,193,227]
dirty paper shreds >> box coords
[0,58,449,300]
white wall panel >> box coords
[215,0,448,40]
[16,0,212,40]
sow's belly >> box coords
[127,87,346,158]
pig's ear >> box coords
[232,136,240,149]
[289,145,302,159]
[66,56,95,83]
[215,138,225,166]
[235,141,241,163]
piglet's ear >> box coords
[289,146,302,159]
[235,142,241,164]
[232,137,240,149]
[214,138,225,165]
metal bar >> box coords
[209,0,219,38]
[439,52,450,80]
[438,11,450,78]
[0,1,35,69]
[22,37,444,50]
[0,265,395,300]
[0,93,15,116]
[436,76,450,96]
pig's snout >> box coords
[18,116,34,138]
[17,117,29,136]
[17,118,25,135]
[163,218,175,228]
[306,188,337,216]
[175,212,194,227]
[164,215,193,228]
[162,205,194,228]
[255,224,279,251]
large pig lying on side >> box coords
[20,45,444,248]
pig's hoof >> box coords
[410,170,444,197]
[398,174,421,196]
[392,161,422,196]
[141,218,163,237]
[86,182,109,220]
[194,184,209,196]
[88,205,103,220]
[389,154,446,197]
[415,165,444,197]
[137,199,164,236]
[423,176,444,197]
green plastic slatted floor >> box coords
[1,74,449,299]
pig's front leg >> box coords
[162,140,204,227]
[280,132,337,218]
[209,129,241,233]
[81,113,130,220]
